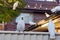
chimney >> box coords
[56,0,59,4]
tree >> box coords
[0,0,26,23]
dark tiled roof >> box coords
[20,8,51,13]
[25,0,59,10]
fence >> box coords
[0,31,60,40]
[0,23,4,30]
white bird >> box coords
[29,21,36,25]
[16,17,25,32]
[51,6,60,13]
[48,19,55,39]
[13,1,19,10]
[45,12,50,17]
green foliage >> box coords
[0,0,26,23]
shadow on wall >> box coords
[4,22,17,31]
[4,22,31,31]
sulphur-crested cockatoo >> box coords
[45,12,50,17]
[13,1,19,10]
[48,19,55,39]
[51,6,60,13]
[29,21,36,25]
[16,17,25,32]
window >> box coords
[16,13,33,23]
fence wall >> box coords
[0,23,4,30]
[0,31,60,40]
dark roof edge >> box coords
[20,8,52,14]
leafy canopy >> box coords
[0,0,26,23]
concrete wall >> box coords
[0,31,60,40]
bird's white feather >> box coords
[13,1,19,10]
[51,6,60,12]
[48,19,55,39]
